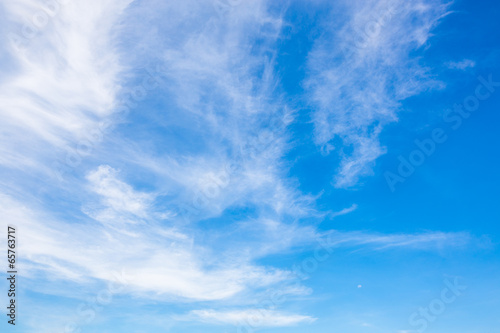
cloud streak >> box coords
[0,0,132,180]
[0,1,489,331]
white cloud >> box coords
[187,309,316,327]
[0,186,290,301]
[445,59,476,70]
[0,173,476,304]
[84,165,153,222]
[0,0,131,172]
[94,0,314,225]
[0,0,315,308]
[0,158,476,306]
[0,1,486,330]
[330,203,358,219]
[306,0,450,187]
[323,229,475,251]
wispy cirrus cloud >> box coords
[322,229,478,251]
[83,165,153,223]
[445,59,476,70]
[1,159,478,304]
[0,0,132,173]
[306,0,450,187]
[330,203,359,219]
[0,1,320,323]
[95,0,316,225]
[1,179,290,302]
[185,308,316,327]
[0,1,489,332]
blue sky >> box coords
[1,0,499,332]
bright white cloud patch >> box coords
[0,0,131,174]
